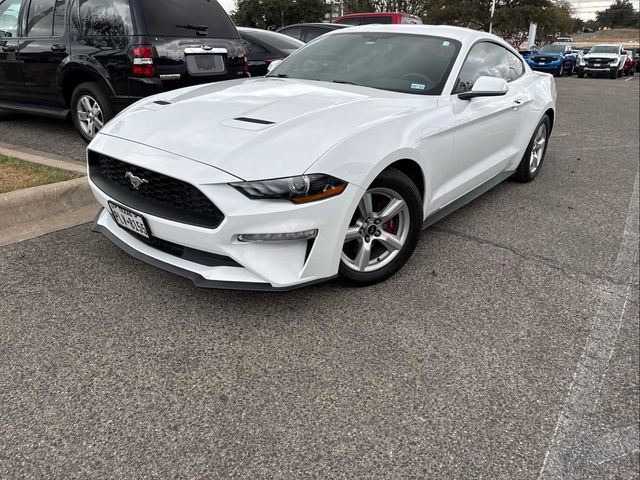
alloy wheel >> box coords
[77,95,104,139]
[529,123,547,173]
[341,187,411,273]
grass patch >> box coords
[0,155,78,194]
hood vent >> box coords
[234,117,275,125]
[154,100,172,105]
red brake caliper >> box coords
[377,197,397,234]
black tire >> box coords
[578,70,585,78]
[617,68,623,78]
[70,82,114,143]
[513,115,551,183]
[339,168,422,286]
[554,65,563,77]
[610,69,617,79]
[631,69,635,76]
[624,69,629,76]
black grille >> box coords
[140,235,241,268]
[532,56,558,63]
[89,152,224,228]
[587,58,613,65]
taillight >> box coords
[130,45,155,77]
[242,47,249,75]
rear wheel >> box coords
[617,68,623,78]
[513,115,550,183]
[339,168,422,286]
[71,82,113,143]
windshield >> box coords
[140,0,238,38]
[268,32,461,96]
[539,45,565,54]
[589,45,620,54]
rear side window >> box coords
[303,27,325,42]
[53,0,66,35]
[76,0,132,36]
[26,0,55,36]
[279,26,302,41]
[139,0,238,38]
[0,0,22,38]
[401,16,421,24]
[454,42,511,93]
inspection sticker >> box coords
[410,83,426,90]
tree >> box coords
[595,0,639,28]
[233,0,329,30]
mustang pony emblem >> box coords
[125,171,148,190]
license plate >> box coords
[109,202,150,238]
[185,54,226,76]
[594,63,600,67]
[539,62,545,64]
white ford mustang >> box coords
[88,25,556,290]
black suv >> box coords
[0,0,246,142]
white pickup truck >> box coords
[578,44,627,79]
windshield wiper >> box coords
[273,73,289,78]
[333,79,357,85]
[175,24,209,32]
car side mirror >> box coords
[267,59,283,74]
[458,76,509,100]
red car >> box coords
[623,51,636,76]
[333,12,422,25]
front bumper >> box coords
[87,134,363,290]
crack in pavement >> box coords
[431,226,637,303]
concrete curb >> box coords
[0,141,86,176]
[0,149,98,246]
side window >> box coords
[26,0,55,37]
[52,0,65,36]
[303,27,324,42]
[454,42,511,93]
[76,0,132,36]
[243,38,266,56]
[0,0,22,38]
[507,50,524,81]
[279,27,301,41]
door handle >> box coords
[1,45,16,52]
[51,44,67,52]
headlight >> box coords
[231,174,347,204]
[610,59,620,66]
[579,59,585,66]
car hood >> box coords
[532,53,563,59]
[584,53,619,60]
[100,78,428,181]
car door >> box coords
[0,0,27,102]
[16,0,67,107]
[443,41,529,204]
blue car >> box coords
[527,44,576,76]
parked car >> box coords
[577,44,626,78]
[238,28,303,77]
[0,0,247,142]
[622,50,636,76]
[519,49,533,61]
[555,36,573,42]
[333,12,422,25]
[88,25,556,291]
[277,23,348,43]
[526,44,576,76]
[583,27,595,34]
[628,47,640,72]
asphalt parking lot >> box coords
[1,76,638,479]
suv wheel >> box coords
[339,168,422,286]
[513,115,550,183]
[71,82,113,143]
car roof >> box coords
[323,24,505,45]
[280,23,347,30]
[336,12,418,18]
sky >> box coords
[217,0,640,21]
[567,0,638,20]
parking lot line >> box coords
[624,77,634,82]
[538,171,639,479]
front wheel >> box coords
[578,69,585,78]
[513,115,551,183]
[70,82,113,143]
[618,68,623,78]
[339,168,422,286]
